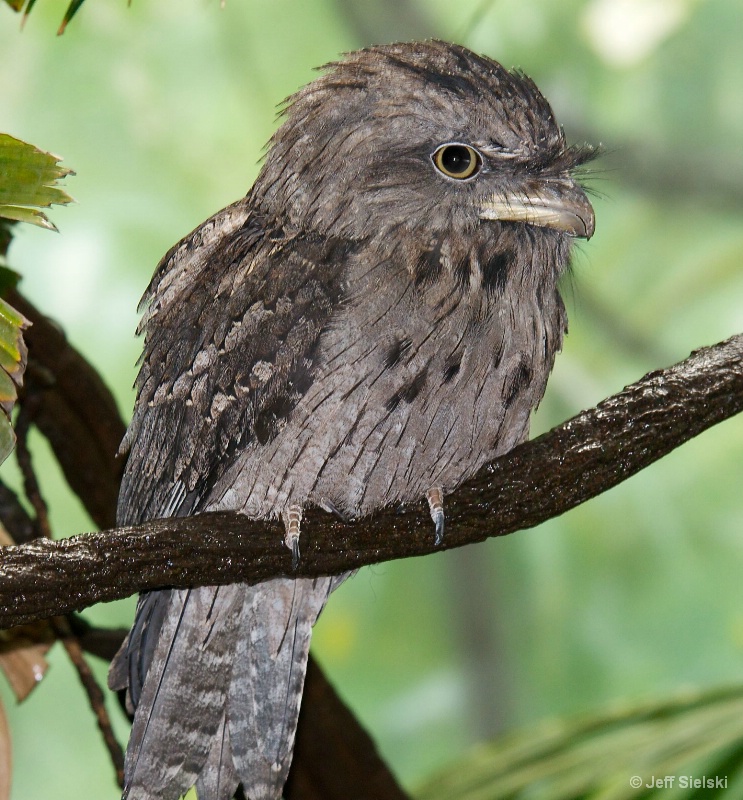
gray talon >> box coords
[433,510,445,545]
[426,486,445,546]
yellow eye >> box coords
[432,143,482,180]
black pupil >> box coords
[442,146,471,174]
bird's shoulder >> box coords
[118,198,352,525]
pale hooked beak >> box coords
[480,178,595,239]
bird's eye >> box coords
[432,144,482,180]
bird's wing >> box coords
[117,198,349,527]
[111,200,349,799]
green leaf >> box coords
[417,685,743,800]
[3,0,91,32]
[0,134,74,231]
[0,418,14,468]
[21,0,37,26]
[0,296,29,466]
[57,0,87,35]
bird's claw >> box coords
[426,486,445,546]
[282,504,303,570]
[290,538,301,571]
[432,510,445,545]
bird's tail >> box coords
[109,577,335,800]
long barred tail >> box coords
[109,577,335,800]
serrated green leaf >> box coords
[0,296,29,338]
[0,205,58,231]
[0,415,14,467]
[0,134,74,230]
[0,348,18,377]
[0,369,17,407]
[0,296,27,467]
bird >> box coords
[108,39,595,800]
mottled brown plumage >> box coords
[109,40,595,800]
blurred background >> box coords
[1,0,742,797]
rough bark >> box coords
[8,289,126,531]
[1,333,741,628]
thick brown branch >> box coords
[286,658,410,800]
[8,290,126,531]
[1,333,741,628]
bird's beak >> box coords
[480,178,595,239]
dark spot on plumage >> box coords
[493,337,506,369]
[385,393,401,413]
[342,414,361,447]
[431,70,479,98]
[402,368,428,403]
[217,217,266,273]
[288,357,314,396]
[287,228,354,269]
[385,366,429,412]
[453,252,472,293]
[383,337,412,369]
[254,394,295,445]
[324,234,357,265]
[535,281,546,313]
[442,357,461,384]
[255,334,280,363]
[382,54,442,88]
[482,250,512,296]
[504,359,532,407]
[383,45,494,100]
[413,240,444,288]
[542,333,553,362]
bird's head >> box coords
[254,40,595,261]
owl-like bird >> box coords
[109,40,595,800]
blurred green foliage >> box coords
[0,1,742,798]
[418,684,743,799]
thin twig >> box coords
[49,616,125,788]
[14,399,52,540]
[10,395,125,785]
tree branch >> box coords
[1,333,741,628]
[7,289,126,531]
[286,657,411,800]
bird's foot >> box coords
[282,504,303,569]
[425,486,445,545]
